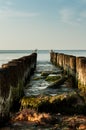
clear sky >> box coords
[0,0,86,50]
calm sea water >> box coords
[0,50,86,67]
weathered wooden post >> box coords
[0,53,37,125]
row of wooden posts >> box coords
[50,51,86,89]
[0,52,37,124]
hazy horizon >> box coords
[0,49,86,51]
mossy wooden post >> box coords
[8,59,25,78]
[0,53,37,125]
[2,63,24,112]
[53,52,57,65]
[76,57,83,89]
[33,53,37,69]
[81,58,86,87]
[56,53,59,66]
[58,53,64,68]
[0,68,11,124]
[62,54,65,70]
[30,53,37,74]
[50,50,54,63]
[50,51,57,65]
[76,57,86,92]
[69,56,76,75]
[69,55,77,87]
[63,54,70,75]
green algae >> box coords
[45,75,61,82]
[20,92,86,114]
[77,81,86,103]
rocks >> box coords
[5,112,86,130]
[45,75,61,82]
[78,124,86,130]
[47,76,68,89]
[20,92,85,114]
[40,70,63,83]
[41,70,63,77]
[41,71,50,77]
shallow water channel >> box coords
[0,60,75,130]
[24,61,73,97]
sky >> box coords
[0,0,86,50]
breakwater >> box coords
[50,51,86,91]
[0,52,37,125]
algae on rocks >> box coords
[41,70,63,77]
[41,71,50,77]
[47,76,68,89]
[20,92,85,114]
[45,75,61,82]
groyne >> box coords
[0,52,37,125]
[50,51,86,91]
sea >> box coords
[0,50,86,67]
